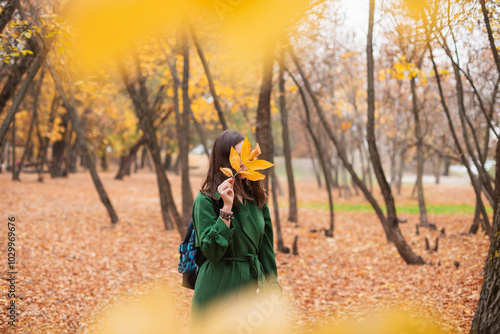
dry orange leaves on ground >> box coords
[0,171,489,333]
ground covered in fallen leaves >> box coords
[0,170,490,333]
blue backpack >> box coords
[178,197,221,289]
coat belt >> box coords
[223,254,263,291]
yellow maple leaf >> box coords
[220,138,273,180]
[220,167,233,177]
[239,170,265,181]
[244,159,274,170]
[241,136,252,164]
[229,146,241,171]
[248,143,261,161]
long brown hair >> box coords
[200,130,267,209]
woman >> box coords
[190,130,282,322]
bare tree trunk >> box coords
[411,77,429,226]
[50,113,68,178]
[180,23,194,222]
[350,149,360,196]
[0,140,6,173]
[190,111,210,159]
[294,68,335,237]
[11,113,15,178]
[440,37,494,206]
[341,135,350,199]
[37,93,58,181]
[15,68,45,180]
[359,144,367,187]
[6,140,11,171]
[0,0,19,34]
[60,123,74,177]
[255,42,275,194]
[442,157,450,176]
[288,47,400,247]
[361,141,374,192]
[397,148,406,196]
[118,53,183,235]
[494,140,500,224]
[0,55,35,118]
[271,157,289,253]
[100,141,108,171]
[13,106,36,180]
[67,132,78,173]
[479,0,500,76]
[189,24,228,130]
[469,146,500,333]
[278,47,298,223]
[0,46,48,151]
[115,137,147,179]
[434,153,441,185]
[49,65,119,225]
[469,193,481,235]
[304,128,322,189]
[390,139,397,188]
[365,0,423,263]
[425,17,492,238]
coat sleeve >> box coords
[193,193,235,263]
[258,203,282,295]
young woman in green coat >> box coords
[190,130,282,322]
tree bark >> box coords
[190,111,210,159]
[0,0,19,34]
[410,77,429,226]
[118,54,183,235]
[0,45,48,150]
[278,48,298,223]
[189,24,228,130]
[287,48,397,246]
[440,36,494,207]
[479,0,500,76]
[366,0,425,265]
[180,23,194,222]
[115,137,147,180]
[397,148,406,196]
[13,101,37,180]
[389,139,397,188]
[424,16,492,238]
[271,155,288,253]
[11,112,15,177]
[67,131,78,173]
[434,153,441,185]
[48,64,119,225]
[255,42,275,195]
[469,158,500,333]
[0,53,35,118]
[37,92,59,181]
[469,194,481,235]
[294,74,334,235]
[304,127,322,189]
[50,113,68,177]
[494,140,500,225]
[99,141,108,171]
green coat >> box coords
[190,191,282,320]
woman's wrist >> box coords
[222,203,233,212]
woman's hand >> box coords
[218,177,235,211]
